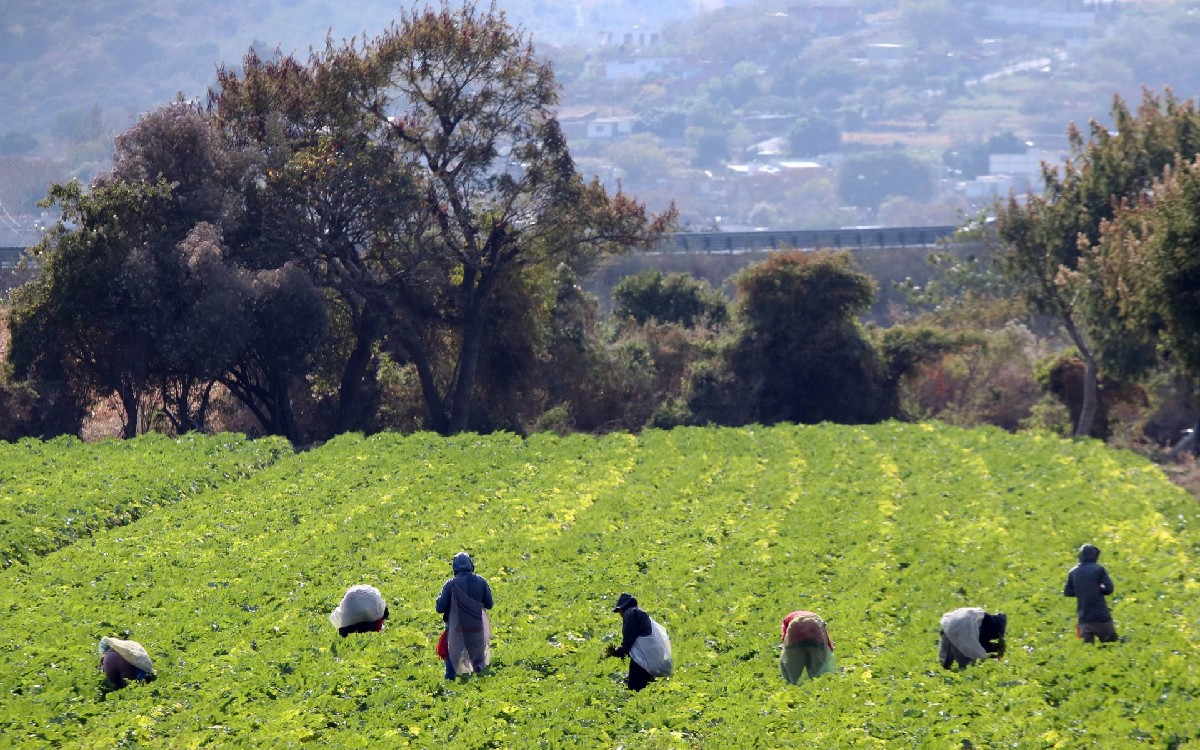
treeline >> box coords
[1,1,669,444]
[3,4,1200,452]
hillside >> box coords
[0,0,699,142]
[1,423,1197,747]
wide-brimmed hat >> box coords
[613,592,637,612]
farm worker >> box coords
[98,636,156,690]
[330,584,390,637]
[1064,543,1118,643]
[435,552,494,679]
[779,610,836,683]
[605,592,673,691]
[938,607,1007,669]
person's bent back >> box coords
[779,610,836,683]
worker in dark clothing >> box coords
[435,552,494,679]
[1065,543,1118,643]
[939,608,1007,669]
[98,637,156,690]
[606,592,671,691]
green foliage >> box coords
[879,324,968,382]
[0,432,290,568]
[691,251,892,426]
[1092,153,1200,389]
[211,0,672,436]
[995,90,1200,435]
[612,271,728,328]
[6,103,328,441]
[606,134,674,185]
[898,322,1043,432]
[786,115,841,158]
[838,151,935,209]
[689,131,730,169]
[0,424,1198,747]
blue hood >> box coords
[1078,543,1101,563]
[452,552,475,574]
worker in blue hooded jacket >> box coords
[1064,543,1118,643]
[435,552,494,678]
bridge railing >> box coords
[657,225,958,253]
[3,225,962,266]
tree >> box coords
[944,132,1027,180]
[8,179,172,437]
[995,90,1200,437]
[689,250,892,426]
[691,131,730,169]
[838,152,935,209]
[1091,155,1200,394]
[368,1,671,434]
[213,0,671,435]
[787,115,841,157]
[612,270,728,327]
[607,134,672,184]
[8,103,327,441]
[213,48,427,435]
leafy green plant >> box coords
[0,432,290,568]
[0,424,1196,747]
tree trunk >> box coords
[118,386,139,439]
[219,369,273,434]
[1063,314,1098,438]
[447,276,496,434]
[268,372,299,444]
[335,314,381,434]
[391,329,449,435]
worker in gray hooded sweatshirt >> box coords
[436,552,494,678]
[1064,543,1118,643]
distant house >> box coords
[990,149,1066,193]
[961,174,1014,201]
[556,106,599,141]
[746,136,789,158]
[959,148,1063,200]
[587,116,635,140]
[597,27,663,50]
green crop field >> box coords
[0,423,1197,748]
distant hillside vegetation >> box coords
[0,0,697,147]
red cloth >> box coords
[781,610,834,650]
[436,630,449,660]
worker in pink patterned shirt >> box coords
[779,610,836,683]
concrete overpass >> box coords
[657,225,959,253]
[2,224,962,267]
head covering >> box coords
[329,584,387,629]
[98,637,156,675]
[613,592,637,612]
[453,551,475,574]
[1078,543,1101,563]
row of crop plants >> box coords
[0,433,291,568]
[0,424,1197,747]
